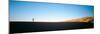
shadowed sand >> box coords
[10,16,94,33]
[10,21,93,33]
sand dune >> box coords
[64,16,93,23]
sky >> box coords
[10,0,94,22]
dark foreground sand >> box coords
[10,21,93,33]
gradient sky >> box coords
[10,1,94,22]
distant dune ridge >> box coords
[64,16,94,23]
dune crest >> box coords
[64,16,93,23]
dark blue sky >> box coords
[10,1,94,22]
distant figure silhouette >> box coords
[32,18,34,22]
